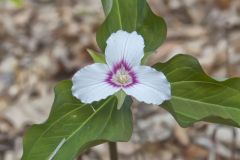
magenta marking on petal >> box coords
[104,59,138,88]
[105,71,121,88]
[105,72,121,88]
[124,70,138,88]
[112,59,132,73]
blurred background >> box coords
[0,0,240,159]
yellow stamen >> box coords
[117,74,129,84]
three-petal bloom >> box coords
[72,30,171,105]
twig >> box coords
[231,128,237,160]
[108,142,118,160]
[208,126,219,160]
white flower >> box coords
[72,30,171,105]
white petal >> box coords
[72,63,119,103]
[123,66,171,105]
[105,30,144,68]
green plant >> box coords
[22,0,240,159]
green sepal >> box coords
[114,90,127,110]
[87,49,106,64]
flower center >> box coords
[114,68,131,85]
[117,74,129,84]
[105,60,138,88]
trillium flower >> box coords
[72,30,171,106]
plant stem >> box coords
[108,142,118,160]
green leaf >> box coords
[22,80,133,160]
[87,49,106,63]
[97,0,167,54]
[154,54,240,128]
